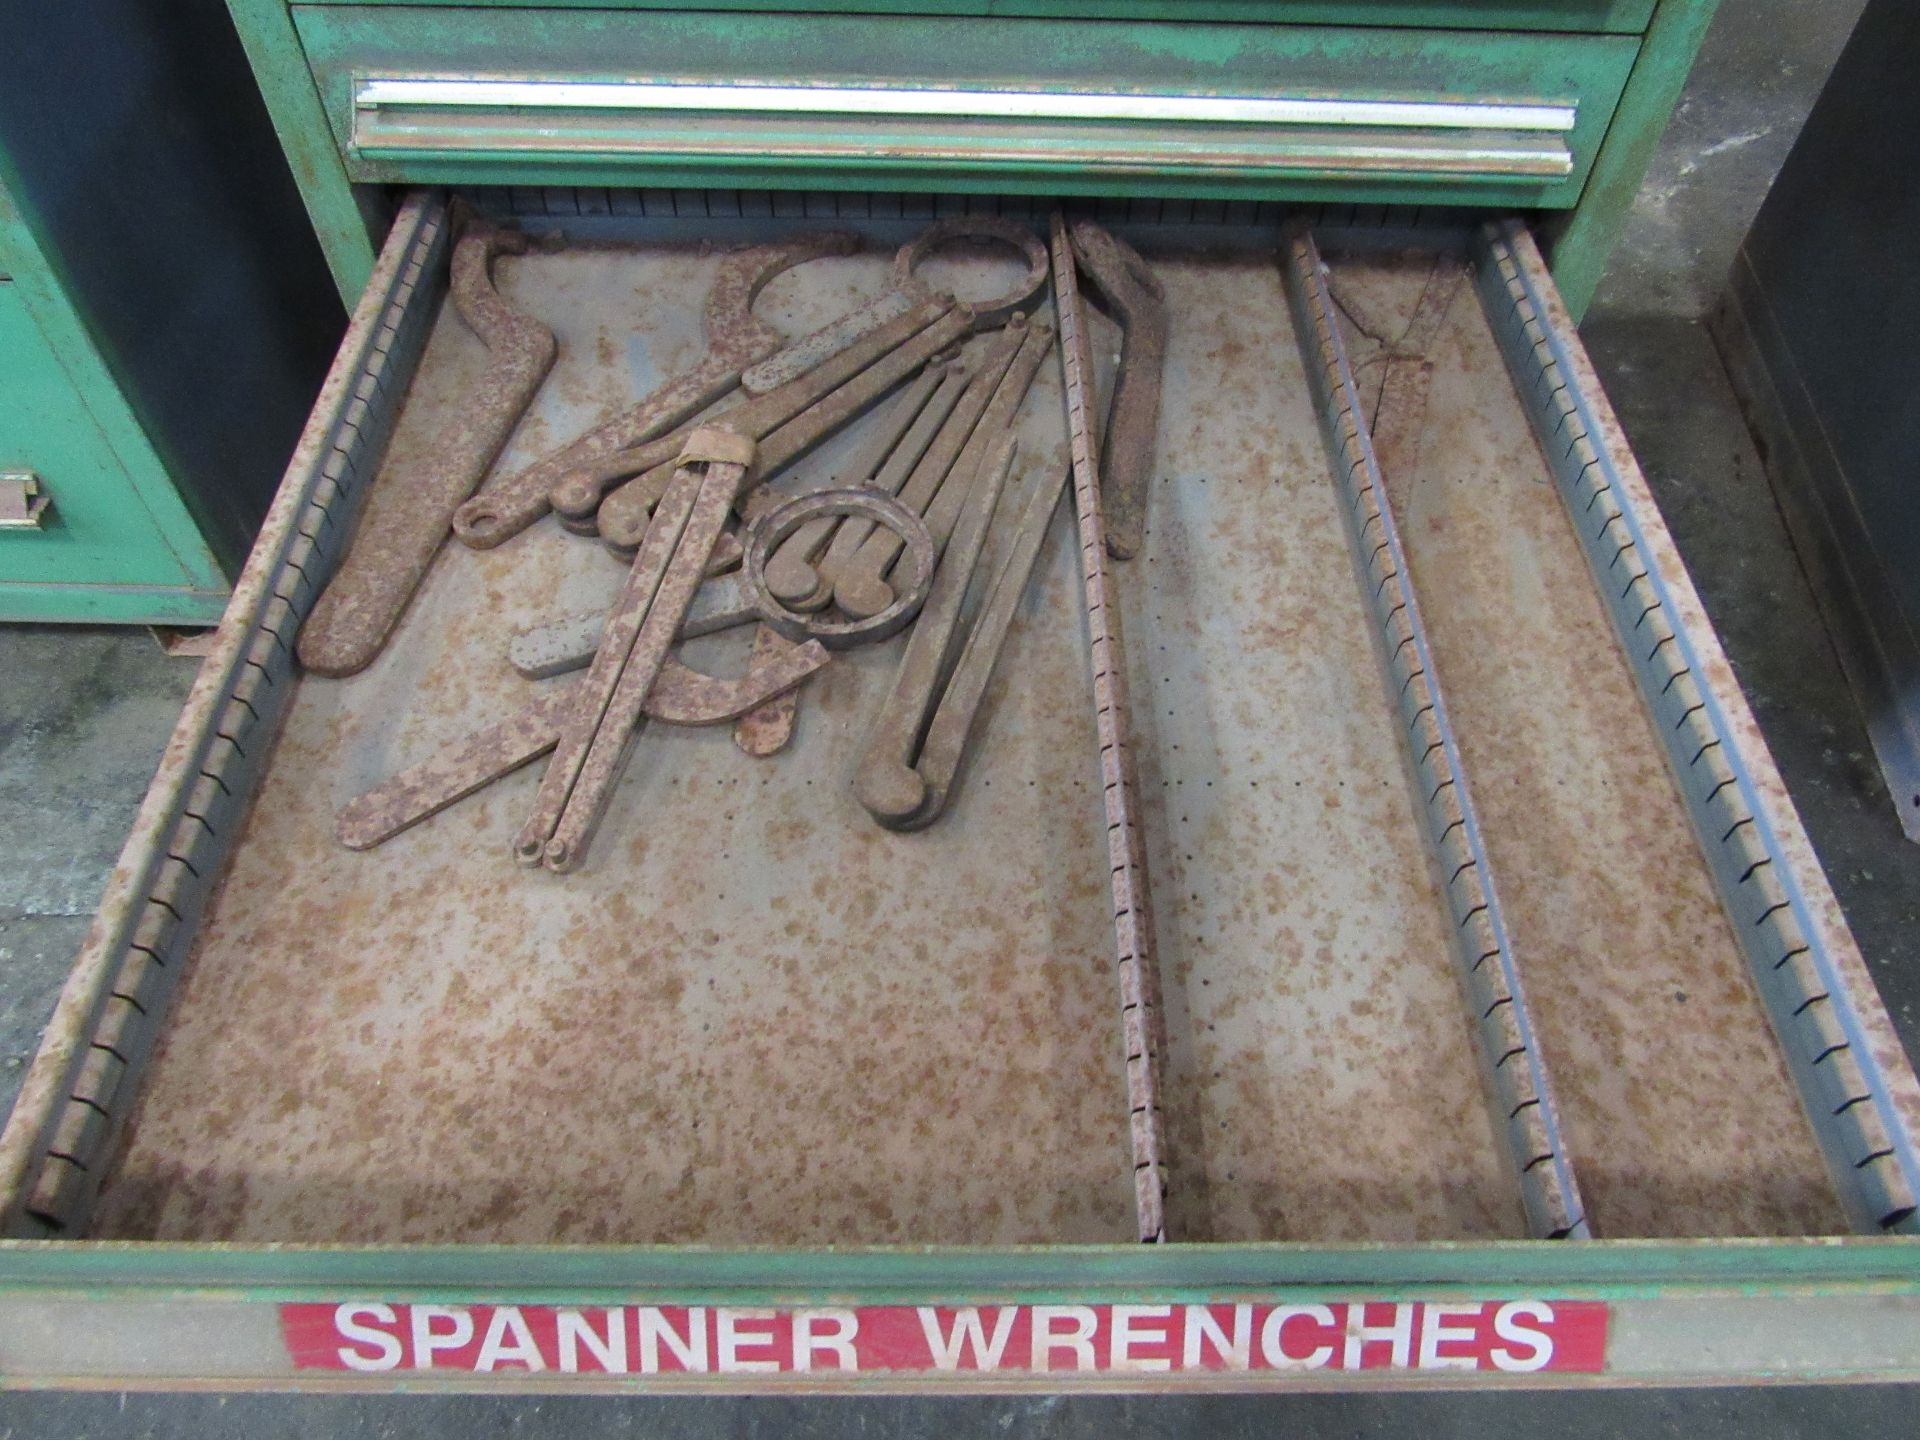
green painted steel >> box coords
[0,285,191,590]
[307,0,1659,34]
[295,8,1637,209]
[227,0,380,303]
[1540,0,1718,315]
[235,1,1711,317]
[343,164,1585,211]
[0,177,229,622]
[0,579,230,626]
[0,1237,1916,1301]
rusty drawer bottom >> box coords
[0,191,1915,1391]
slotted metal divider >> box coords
[1282,226,1589,1240]
[1050,211,1169,1244]
[1473,218,1920,1233]
[0,194,452,1238]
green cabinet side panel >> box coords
[0,286,227,622]
[296,8,1639,210]
[1541,0,1719,315]
[0,140,246,623]
[0,177,226,599]
[227,0,381,303]
[304,0,1659,33]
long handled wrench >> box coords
[544,284,949,529]
[759,364,954,610]
[728,363,952,758]
[548,216,1043,534]
[905,455,1072,827]
[591,299,968,553]
[835,319,1052,620]
[852,432,1018,829]
[336,636,826,851]
[450,231,857,549]
[804,325,1021,616]
[506,571,760,680]
[300,216,557,676]
[515,428,757,871]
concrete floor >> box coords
[2,1,1913,1430]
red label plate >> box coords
[282,1299,1608,1377]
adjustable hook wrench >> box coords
[299,214,557,676]
[450,230,859,549]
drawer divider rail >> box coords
[1284,224,1590,1242]
[0,194,452,1237]
[1472,217,1920,1234]
[1050,210,1170,1244]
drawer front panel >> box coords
[295,8,1638,207]
[0,283,195,590]
[300,0,1660,35]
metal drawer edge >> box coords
[1473,217,1920,1235]
[0,192,451,1238]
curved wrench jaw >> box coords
[450,230,860,550]
[1064,221,1168,562]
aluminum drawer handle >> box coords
[356,78,1577,134]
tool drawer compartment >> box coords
[295,7,1637,207]
[1,190,1917,1390]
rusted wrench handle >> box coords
[593,299,963,553]
[810,325,1020,612]
[452,230,857,548]
[549,284,938,522]
[835,319,1051,620]
[760,364,950,609]
[767,363,971,612]
[908,456,1071,827]
[336,637,826,851]
[1069,221,1167,561]
[733,214,1043,399]
[853,432,1017,830]
[740,288,920,394]
[300,217,556,676]
[508,572,759,680]
[539,430,758,872]
[512,446,711,865]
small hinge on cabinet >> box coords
[0,472,50,529]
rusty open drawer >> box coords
[0,190,1916,1391]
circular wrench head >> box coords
[745,489,936,650]
[893,217,1049,332]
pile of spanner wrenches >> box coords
[329,211,1144,867]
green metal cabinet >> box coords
[0,197,227,624]
[231,0,1717,318]
[0,0,342,625]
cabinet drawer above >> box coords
[295,8,1639,207]
[300,0,1659,34]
